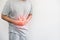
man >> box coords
[1,0,32,40]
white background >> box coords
[0,0,60,40]
[0,0,9,40]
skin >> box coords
[1,13,32,26]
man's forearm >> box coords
[1,14,26,26]
[27,13,32,19]
[1,14,15,23]
[27,13,32,22]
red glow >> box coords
[15,16,27,26]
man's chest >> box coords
[9,1,31,19]
[10,2,31,14]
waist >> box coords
[9,23,28,30]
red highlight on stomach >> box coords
[15,16,27,26]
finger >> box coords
[18,16,21,20]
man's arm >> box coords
[1,14,27,26]
[1,14,16,24]
[26,13,32,23]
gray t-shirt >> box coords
[2,0,32,32]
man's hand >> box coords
[14,16,27,26]
[15,13,32,26]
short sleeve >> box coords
[2,0,10,16]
